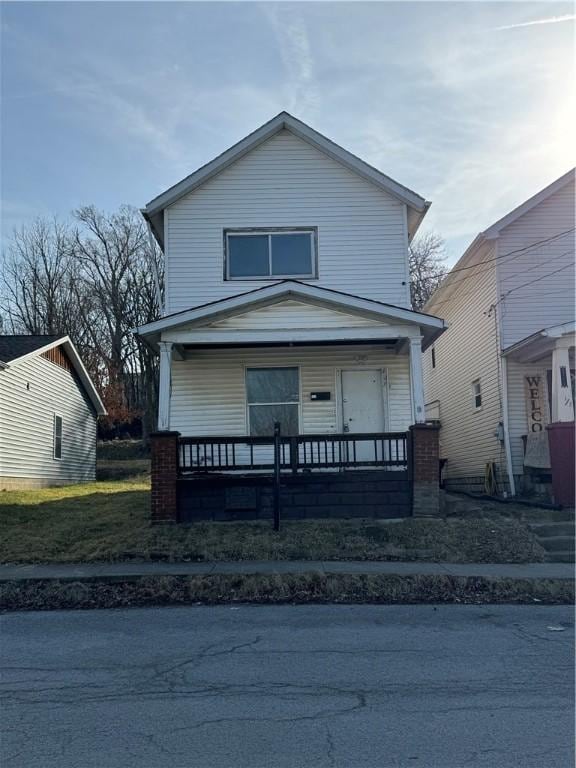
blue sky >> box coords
[1,1,574,263]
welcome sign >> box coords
[524,375,550,469]
[525,375,548,433]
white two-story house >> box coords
[423,170,575,506]
[137,112,445,523]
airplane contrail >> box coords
[496,14,575,31]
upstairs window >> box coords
[225,229,317,280]
[53,414,63,459]
[472,379,482,410]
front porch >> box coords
[137,281,445,523]
[151,423,439,524]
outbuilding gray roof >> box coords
[0,335,63,364]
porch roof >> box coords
[502,320,575,363]
[135,281,446,352]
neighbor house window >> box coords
[225,229,316,279]
[472,379,482,410]
[53,415,63,459]
[431,347,436,369]
[246,367,300,436]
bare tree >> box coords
[1,207,163,439]
[72,205,163,438]
[0,218,81,336]
[409,231,446,310]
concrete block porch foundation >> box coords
[150,425,441,524]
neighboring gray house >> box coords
[0,335,106,490]
[423,170,575,503]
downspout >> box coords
[500,355,516,497]
[493,238,516,496]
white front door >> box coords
[341,370,386,434]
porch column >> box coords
[550,339,574,422]
[158,341,173,431]
[410,423,440,517]
[409,336,426,424]
[547,338,575,506]
[150,431,180,524]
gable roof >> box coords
[136,280,446,350]
[0,335,62,364]
[142,112,430,247]
[424,168,575,313]
[0,335,106,415]
[482,168,575,239]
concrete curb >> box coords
[0,560,573,582]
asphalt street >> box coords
[1,604,574,768]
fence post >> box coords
[289,436,299,475]
[273,422,281,531]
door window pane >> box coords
[271,233,313,276]
[249,404,299,436]
[246,367,299,403]
[228,235,269,277]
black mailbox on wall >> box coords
[310,392,331,401]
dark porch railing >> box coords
[178,432,408,475]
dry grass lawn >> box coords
[2,574,572,612]
[0,478,547,565]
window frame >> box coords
[53,413,63,460]
[224,227,318,281]
[472,379,482,411]
[244,365,302,436]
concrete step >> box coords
[529,522,575,538]
[539,536,576,553]
[545,551,575,564]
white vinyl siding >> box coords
[496,179,575,349]
[201,300,387,330]
[165,130,410,312]
[0,355,97,485]
[169,345,412,437]
[423,250,506,483]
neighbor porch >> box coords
[503,321,575,505]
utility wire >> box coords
[494,262,574,307]
[428,245,574,310]
[428,250,574,313]
[432,227,574,279]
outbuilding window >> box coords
[472,379,482,410]
[53,414,63,459]
[225,229,316,280]
[246,367,300,436]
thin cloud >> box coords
[495,14,575,31]
[262,5,319,116]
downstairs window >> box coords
[246,367,300,436]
